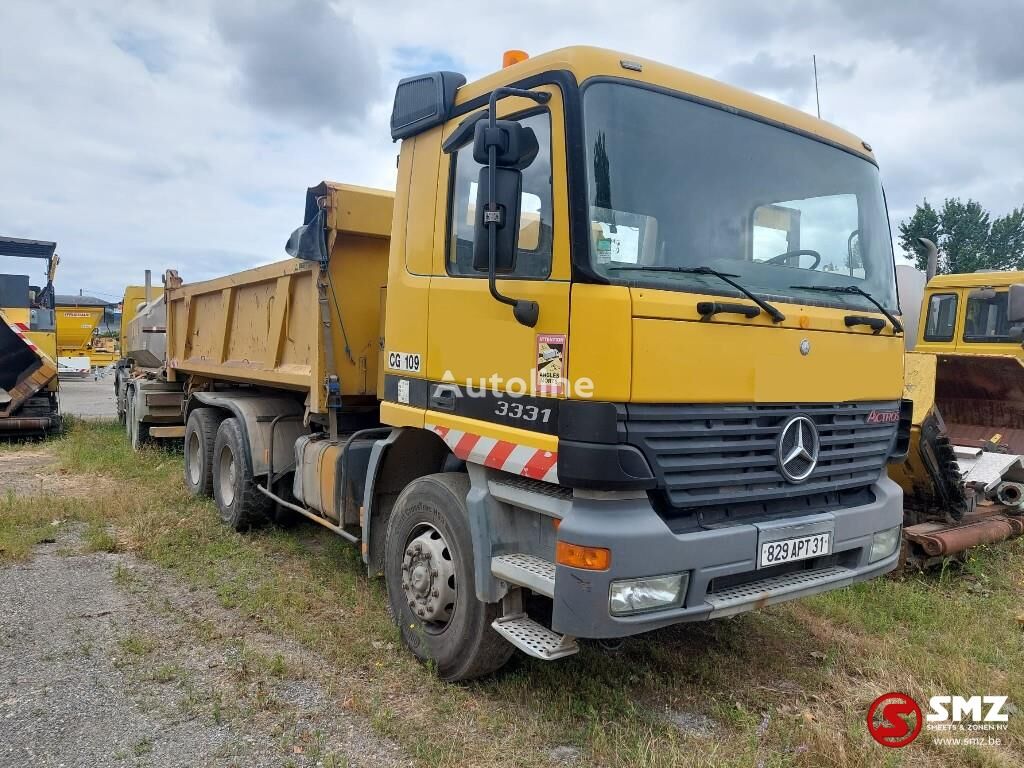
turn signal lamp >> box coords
[556,540,611,571]
[503,50,529,68]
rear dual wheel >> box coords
[183,408,224,497]
[211,417,272,531]
[125,389,149,451]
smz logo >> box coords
[868,693,1010,748]
[867,692,922,748]
[866,410,900,424]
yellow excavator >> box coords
[0,236,62,437]
[892,239,1024,567]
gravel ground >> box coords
[0,527,410,768]
[59,374,118,420]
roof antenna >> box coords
[812,54,821,118]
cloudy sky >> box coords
[1,0,1022,300]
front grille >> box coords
[623,401,898,516]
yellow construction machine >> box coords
[891,240,1024,567]
[0,236,61,436]
[55,295,118,369]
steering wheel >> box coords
[764,249,821,269]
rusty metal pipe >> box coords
[995,481,1024,506]
[909,516,1020,557]
[0,416,56,434]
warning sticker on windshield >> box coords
[535,334,566,396]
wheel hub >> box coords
[218,446,236,507]
[187,433,202,485]
[401,526,456,625]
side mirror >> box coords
[469,89,549,328]
[471,119,539,169]
[1009,283,1024,324]
[471,118,537,274]
[472,166,521,273]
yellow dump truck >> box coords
[115,272,179,441]
[892,254,1024,566]
[0,236,61,436]
[123,46,910,679]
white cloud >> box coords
[1,0,1022,297]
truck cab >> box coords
[376,48,907,657]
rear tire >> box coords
[184,408,224,497]
[212,417,272,531]
[127,391,149,451]
[384,473,513,681]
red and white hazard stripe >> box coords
[6,320,40,353]
[427,423,559,484]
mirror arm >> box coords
[483,87,550,328]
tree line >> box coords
[898,198,1024,275]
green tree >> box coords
[988,207,1024,270]
[898,197,1024,274]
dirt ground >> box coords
[0,524,412,768]
[0,449,115,498]
[59,373,119,420]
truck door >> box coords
[425,85,571,437]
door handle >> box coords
[430,385,458,412]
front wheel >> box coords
[384,473,513,681]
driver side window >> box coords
[751,194,860,274]
[447,111,553,278]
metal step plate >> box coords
[491,553,556,597]
[706,565,852,618]
[492,614,578,660]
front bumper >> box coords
[551,474,903,638]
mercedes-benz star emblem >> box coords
[777,415,820,483]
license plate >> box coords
[759,532,831,568]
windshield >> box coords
[583,82,898,311]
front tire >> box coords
[184,408,223,497]
[384,473,513,681]
[212,417,271,531]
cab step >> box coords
[491,553,555,597]
[492,614,578,660]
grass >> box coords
[2,419,1022,767]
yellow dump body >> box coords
[55,304,105,354]
[166,183,392,413]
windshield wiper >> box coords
[610,265,785,323]
[789,284,903,333]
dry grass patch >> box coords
[0,420,1020,767]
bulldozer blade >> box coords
[0,310,58,424]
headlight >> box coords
[870,525,901,563]
[609,573,688,616]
